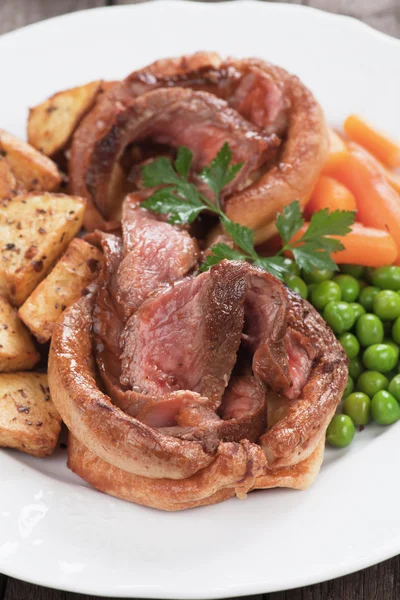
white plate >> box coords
[1,2,400,597]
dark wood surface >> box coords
[0,0,399,598]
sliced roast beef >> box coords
[259,289,348,466]
[84,87,270,217]
[156,375,266,451]
[120,260,248,405]
[115,194,199,321]
[241,264,290,392]
[225,59,329,239]
[125,54,289,137]
[226,62,289,136]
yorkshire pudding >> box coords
[69,52,328,238]
[48,193,347,510]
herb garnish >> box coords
[141,144,356,280]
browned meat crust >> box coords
[69,52,328,235]
[48,259,347,508]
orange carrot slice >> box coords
[324,142,400,259]
[344,115,400,169]
[290,223,398,268]
[332,224,398,266]
[322,128,349,173]
[306,175,357,217]
[348,144,400,195]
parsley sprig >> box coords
[141,144,356,280]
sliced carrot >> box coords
[344,115,400,169]
[347,144,400,195]
[324,141,400,259]
[290,223,398,267]
[305,175,357,218]
[331,224,398,266]
[385,169,400,196]
[322,128,349,173]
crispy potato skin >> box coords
[19,238,103,343]
[0,192,85,306]
[0,129,61,192]
[28,81,103,157]
[0,295,39,371]
[0,158,20,201]
[0,372,61,457]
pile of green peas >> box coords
[283,262,400,448]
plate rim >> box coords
[1,0,400,50]
[1,2,400,597]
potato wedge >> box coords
[19,238,103,343]
[0,157,20,201]
[0,192,85,306]
[0,296,39,370]
[0,372,61,457]
[28,81,102,157]
[0,129,61,192]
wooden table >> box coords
[0,0,399,598]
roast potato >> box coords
[0,129,61,191]
[0,295,39,371]
[0,372,61,457]
[19,238,103,343]
[0,192,86,306]
[27,81,102,157]
[0,157,20,201]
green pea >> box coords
[363,344,398,373]
[373,290,400,320]
[388,374,400,402]
[281,258,300,276]
[357,371,388,397]
[303,268,335,284]
[383,339,400,361]
[359,286,380,312]
[339,333,360,359]
[392,317,400,345]
[333,275,360,303]
[372,266,400,290]
[323,301,355,334]
[326,414,355,448]
[349,356,365,380]
[350,302,366,321]
[284,273,308,299]
[355,314,384,346]
[340,264,365,279]
[343,392,371,426]
[343,376,354,399]
[371,390,400,425]
[311,281,341,310]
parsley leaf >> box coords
[174,147,192,181]
[141,188,204,224]
[142,156,181,187]
[288,208,356,273]
[302,208,356,242]
[140,143,356,282]
[220,215,257,258]
[253,256,293,279]
[199,143,243,208]
[292,243,338,273]
[200,243,247,272]
[276,200,304,244]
